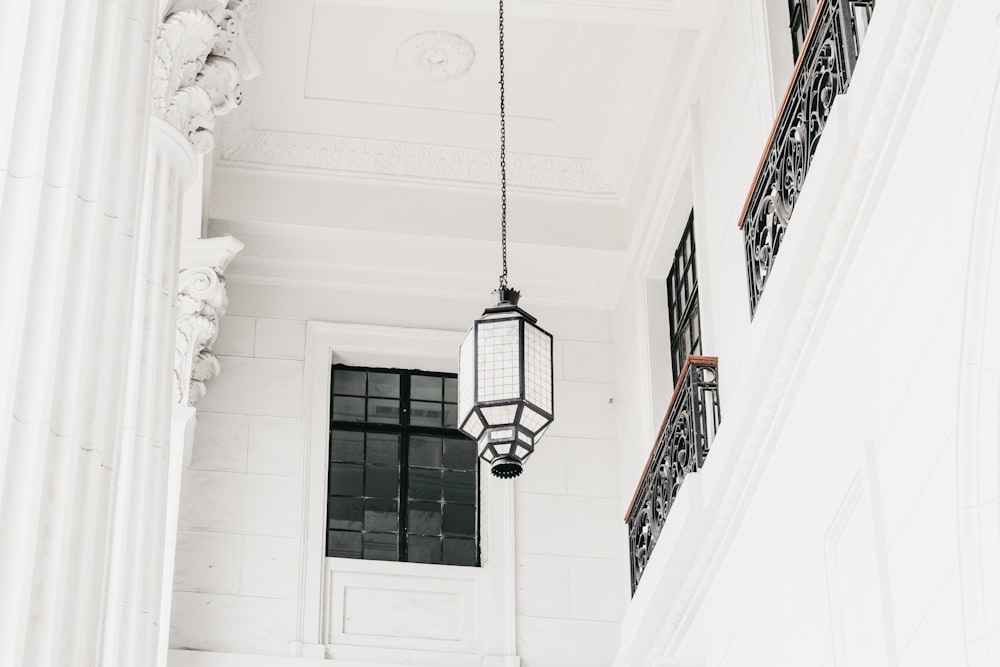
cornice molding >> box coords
[153,0,261,153]
[217,107,610,193]
[213,0,669,195]
[173,236,245,407]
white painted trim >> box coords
[158,407,197,667]
[297,322,518,663]
[149,117,198,193]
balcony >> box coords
[626,356,721,593]
[740,0,876,315]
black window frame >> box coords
[787,0,819,61]
[666,210,702,384]
[326,364,481,567]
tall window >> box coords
[326,365,479,567]
[666,211,701,384]
[787,0,819,61]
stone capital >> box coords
[153,0,260,153]
[174,236,244,406]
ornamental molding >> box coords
[153,0,261,153]
[174,235,245,407]
[214,2,668,196]
[397,31,476,82]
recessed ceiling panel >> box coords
[304,4,571,119]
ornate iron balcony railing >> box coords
[626,356,720,593]
[740,0,876,315]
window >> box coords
[666,211,701,384]
[787,0,819,61]
[326,365,479,567]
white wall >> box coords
[168,284,629,666]
[613,0,1000,665]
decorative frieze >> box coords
[153,0,259,152]
[173,236,244,406]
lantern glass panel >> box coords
[523,322,552,414]
[480,404,518,427]
[476,319,520,403]
[520,406,548,434]
[458,329,475,428]
[461,414,484,440]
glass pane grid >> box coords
[328,365,479,566]
[667,212,702,384]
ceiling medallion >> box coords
[397,31,475,81]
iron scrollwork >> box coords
[627,357,721,593]
[742,0,875,315]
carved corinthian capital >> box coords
[174,236,244,407]
[153,0,260,153]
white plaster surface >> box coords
[197,356,304,417]
[247,415,302,477]
[255,317,306,360]
[213,315,256,357]
[191,412,249,473]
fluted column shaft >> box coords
[0,1,160,666]
[101,118,194,667]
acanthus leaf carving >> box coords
[153,0,258,153]
[173,236,244,407]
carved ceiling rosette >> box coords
[153,0,259,153]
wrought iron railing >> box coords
[740,0,876,315]
[626,356,720,593]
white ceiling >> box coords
[210,0,708,308]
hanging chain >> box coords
[498,0,509,290]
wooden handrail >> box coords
[737,0,829,229]
[624,355,719,520]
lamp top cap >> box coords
[492,287,520,306]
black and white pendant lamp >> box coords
[457,0,555,479]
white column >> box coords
[0,0,258,665]
[0,1,158,665]
[102,2,259,665]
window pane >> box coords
[407,501,442,535]
[363,532,398,561]
[409,436,442,468]
[443,403,458,429]
[410,401,443,427]
[366,432,398,466]
[367,398,400,424]
[330,430,364,462]
[442,503,476,537]
[364,498,398,532]
[365,465,398,498]
[443,471,476,504]
[442,538,476,566]
[443,438,477,471]
[408,535,442,564]
[329,463,364,497]
[327,497,363,531]
[328,530,362,559]
[409,468,442,501]
[333,369,366,396]
[444,377,458,403]
[367,372,400,398]
[411,375,442,401]
[332,396,365,422]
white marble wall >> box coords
[171,302,628,667]
[172,316,306,655]
[169,300,627,665]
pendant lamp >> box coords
[457,0,555,479]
